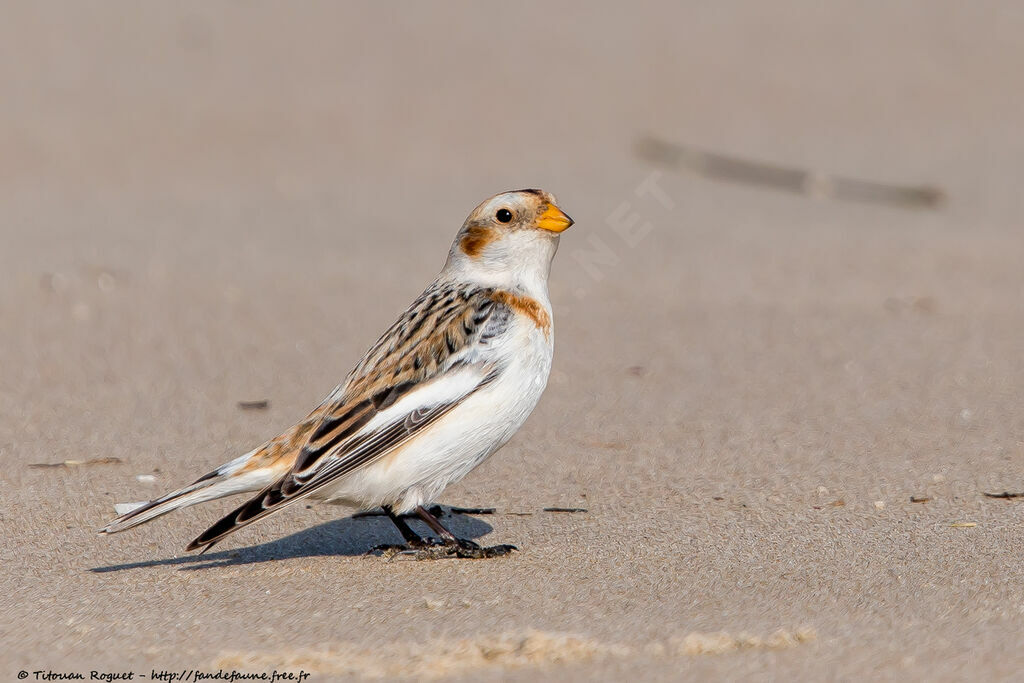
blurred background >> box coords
[3,2,1024,679]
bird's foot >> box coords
[426,504,496,517]
[367,537,444,559]
[413,538,517,560]
[368,538,516,560]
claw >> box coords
[410,540,517,560]
[366,543,417,560]
[459,543,517,559]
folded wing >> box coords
[187,283,511,551]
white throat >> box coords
[443,230,558,300]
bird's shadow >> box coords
[89,508,495,572]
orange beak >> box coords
[536,203,574,233]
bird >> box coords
[100,189,573,559]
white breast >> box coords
[318,310,554,513]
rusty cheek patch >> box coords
[459,225,499,257]
[492,290,551,338]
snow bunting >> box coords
[101,189,573,559]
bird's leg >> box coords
[412,505,516,559]
[367,505,440,556]
[385,505,430,546]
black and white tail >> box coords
[98,450,275,535]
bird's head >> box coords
[445,189,573,290]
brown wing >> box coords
[185,283,512,551]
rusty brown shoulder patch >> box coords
[459,225,499,257]
[492,290,551,338]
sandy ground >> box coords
[3,2,1024,680]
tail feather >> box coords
[185,477,305,552]
[100,477,222,534]
[99,452,277,535]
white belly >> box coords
[317,322,553,513]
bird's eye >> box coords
[496,209,513,223]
